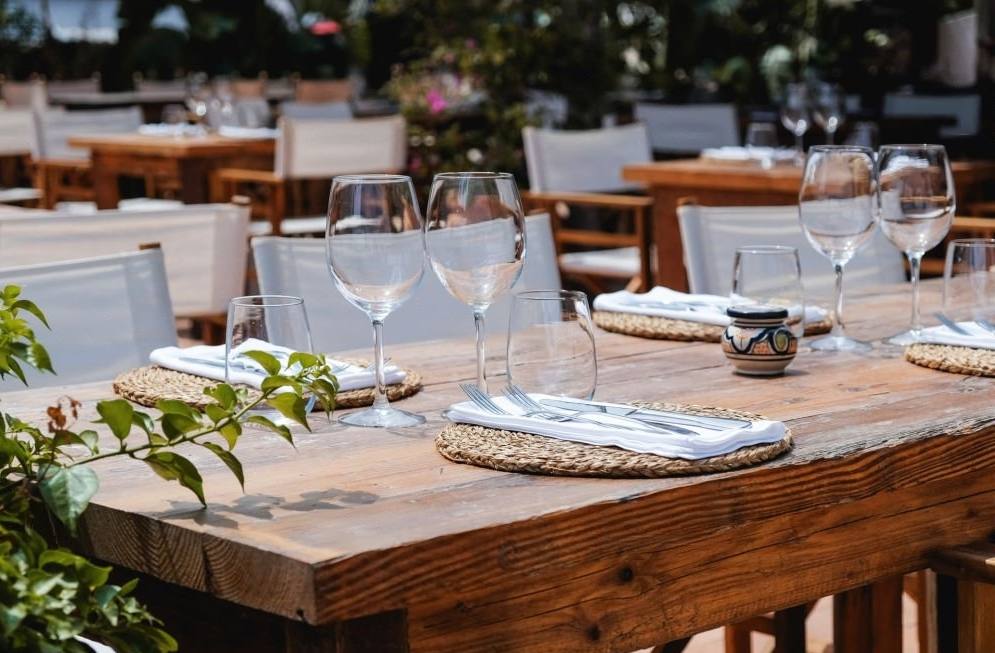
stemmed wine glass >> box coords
[877,144,955,345]
[813,83,846,144]
[780,83,810,160]
[798,146,878,351]
[425,172,527,392]
[326,174,426,428]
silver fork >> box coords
[935,312,971,335]
[502,384,696,435]
[976,319,995,336]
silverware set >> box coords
[934,312,995,336]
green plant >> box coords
[0,285,339,652]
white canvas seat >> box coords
[252,213,561,353]
[31,106,143,160]
[0,202,250,317]
[0,108,35,156]
[1,79,47,110]
[0,249,176,390]
[633,102,740,154]
[279,100,353,120]
[677,202,905,301]
[522,123,654,291]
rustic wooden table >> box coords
[623,158,995,292]
[68,133,275,208]
[7,282,995,653]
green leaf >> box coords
[154,399,198,420]
[2,284,21,301]
[203,383,237,410]
[11,298,50,328]
[245,415,295,446]
[95,400,134,441]
[26,342,54,373]
[260,375,302,394]
[38,466,99,534]
[77,430,99,453]
[201,442,244,490]
[266,394,310,430]
[160,413,201,440]
[288,351,319,369]
[143,452,205,506]
[242,350,281,376]
[131,411,155,436]
[217,420,241,450]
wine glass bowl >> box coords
[813,83,846,144]
[943,238,995,324]
[780,83,811,158]
[732,246,806,338]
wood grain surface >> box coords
[7,281,995,652]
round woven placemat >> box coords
[593,311,832,342]
[112,364,422,410]
[436,402,792,478]
[905,343,995,377]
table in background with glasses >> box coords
[622,158,995,292]
[11,279,995,653]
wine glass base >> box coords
[885,330,921,346]
[809,334,872,352]
[339,406,425,428]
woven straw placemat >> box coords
[436,402,791,478]
[593,311,832,342]
[905,343,995,378]
[113,364,422,410]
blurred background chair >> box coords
[633,102,740,156]
[0,108,40,204]
[0,247,176,390]
[279,100,353,120]
[522,123,654,293]
[882,92,981,139]
[211,115,407,236]
[294,78,353,103]
[0,77,47,111]
[252,212,560,353]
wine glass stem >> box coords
[908,252,923,335]
[832,262,846,338]
[473,309,487,392]
[795,132,803,153]
[371,318,389,411]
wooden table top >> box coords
[623,157,995,193]
[9,281,995,651]
[67,133,275,158]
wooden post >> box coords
[833,577,903,653]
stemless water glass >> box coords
[878,144,955,345]
[745,122,779,169]
[813,83,845,144]
[732,246,806,337]
[506,290,597,399]
[326,174,426,428]
[798,145,878,351]
[226,295,314,420]
[425,172,526,392]
[780,83,810,159]
[943,239,995,324]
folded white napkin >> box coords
[700,146,797,163]
[916,322,995,350]
[218,126,279,139]
[149,338,406,391]
[138,123,206,137]
[593,287,828,327]
[446,393,786,460]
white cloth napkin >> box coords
[700,146,797,164]
[138,123,206,137]
[149,338,406,391]
[593,287,828,327]
[445,393,786,460]
[218,126,278,139]
[916,322,995,350]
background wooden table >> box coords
[68,134,275,208]
[623,159,995,291]
[8,282,995,653]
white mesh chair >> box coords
[279,100,353,120]
[677,202,905,301]
[252,213,561,353]
[1,78,47,110]
[211,116,407,236]
[0,248,177,390]
[521,123,654,291]
[0,109,40,204]
[633,103,740,154]
[0,202,250,321]
[883,93,981,138]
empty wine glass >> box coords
[780,83,810,160]
[813,83,846,144]
[798,146,878,351]
[425,172,526,392]
[732,246,806,337]
[878,144,955,345]
[507,290,597,399]
[326,174,426,428]
[943,239,995,325]
[745,122,779,169]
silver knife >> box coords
[935,312,971,335]
[976,319,995,336]
[541,398,750,430]
[618,299,715,312]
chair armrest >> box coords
[213,168,282,185]
[931,542,995,584]
[34,158,91,171]
[522,190,652,211]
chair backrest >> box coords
[935,10,977,88]
[2,79,47,111]
[634,103,740,154]
[295,79,352,103]
[279,100,353,121]
[677,203,905,301]
[231,77,265,98]
[0,249,177,390]
[32,106,143,160]
[0,109,35,155]
[252,213,561,353]
[522,123,652,193]
[882,93,981,138]
[274,116,407,179]
[0,203,249,316]
[47,77,100,95]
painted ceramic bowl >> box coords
[721,305,797,376]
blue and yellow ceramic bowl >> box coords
[721,304,797,376]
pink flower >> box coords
[426,89,448,115]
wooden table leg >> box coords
[91,153,121,209]
[833,577,903,653]
[955,579,995,653]
[179,159,210,204]
[648,187,689,292]
[773,604,807,652]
